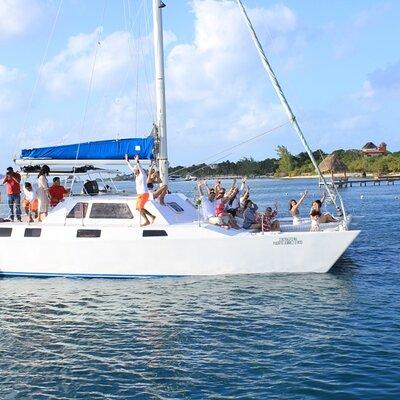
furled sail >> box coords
[15,137,154,166]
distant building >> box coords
[361,142,387,157]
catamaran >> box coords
[0,0,359,277]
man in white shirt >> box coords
[126,155,155,226]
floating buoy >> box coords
[360,195,364,199]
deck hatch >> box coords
[77,229,101,238]
[90,203,133,219]
[24,228,42,237]
[142,230,168,237]
[0,228,12,237]
[167,202,184,213]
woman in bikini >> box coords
[289,190,308,225]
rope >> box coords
[14,0,64,159]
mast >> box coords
[236,0,339,209]
[152,0,169,184]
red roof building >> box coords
[362,142,387,157]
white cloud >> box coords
[0,0,42,39]
[41,28,133,95]
[165,0,299,153]
[41,27,176,96]
[0,65,19,84]
[0,65,23,114]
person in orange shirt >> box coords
[49,177,70,207]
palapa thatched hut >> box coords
[318,153,348,183]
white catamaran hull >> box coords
[0,224,359,277]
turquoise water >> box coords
[0,179,399,398]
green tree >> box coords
[275,145,294,176]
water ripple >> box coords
[1,180,400,398]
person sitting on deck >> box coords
[310,209,321,231]
[310,194,337,223]
[226,178,249,217]
[197,180,228,228]
[126,154,155,226]
[242,199,261,230]
[147,163,168,206]
[289,190,308,225]
[22,182,38,222]
[215,186,239,229]
[262,204,280,232]
[49,177,70,207]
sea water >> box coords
[0,179,399,399]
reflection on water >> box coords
[0,179,400,398]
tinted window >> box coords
[90,203,133,219]
[67,202,88,219]
[167,202,184,213]
[143,230,168,237]
[25,228,41,237]
[0,228,12,237]
[77,229,101,238]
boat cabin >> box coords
[43,193,198,227]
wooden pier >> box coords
[319,175,400,188]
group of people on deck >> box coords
[198,178,281,231]
[2,165,69,222]
[2,155,168,225]
[3,159,338,231]
[198,178,337,232]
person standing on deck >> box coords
[126,155,155,226]
[37,165,51,222]
[3,167,22,222]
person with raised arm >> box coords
[126,154,155,226]
[147,162,168,206]
[262,203,280,232]
[289,190,308,225]
[226,178,240,217]
[310,193,337,224]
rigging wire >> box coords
[70,0,108,192]
[14,0,64,159]
[124,0,155,128]
[171,120,290,176]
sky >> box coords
[0,0,399,170]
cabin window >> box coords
[0,228,12,237]
[90,203,133,219]
[167,202,184,213]
[143,230,168,237]
[25,228,41,237]
[77,229,101,238]
[67,202,88,219]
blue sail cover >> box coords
[20,137,154,161]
